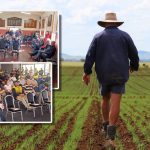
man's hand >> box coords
[82,73,90,85]
[129,67,134,73]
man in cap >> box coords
[83,12,139,148]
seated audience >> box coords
[11,74,17,82]
[40,31,51,49]
[4,81,12,95]
[12,81,31,110]
[0,66,52,114]
[30,39,56,61]
[40,41,56,62]
[7,77,14,86]
[18,75,26,86]
[39,68,44,76]
[38,82,51,104]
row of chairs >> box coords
[0,39,20,59]
[4,90,51,121]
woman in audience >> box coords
[7,77,14,86]
[12,81,32,110]
[18,75,26,86]
[4,80,13,95]
[11,74,17,82]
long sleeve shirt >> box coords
[84,26,139,85]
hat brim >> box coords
[97,20,124,27]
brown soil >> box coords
[54,99,87,150]
[7,124,42,150]
[35,99,85,149]
[120,114,150,149]
[0,132,10,145]
[135,128,150,149]
[77,100,106,150]
[117,117,137,150]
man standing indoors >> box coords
[83,12,139,148]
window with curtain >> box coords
[7,17,22,26]
[21,64,51,75]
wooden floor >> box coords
[0,45,34,62]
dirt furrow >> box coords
[35,99,85,149]
[117,117,137,150]
[77,100,105,150]
[121,114,150,149]
[7,124,42,150]
[0,132,10,145]
[54,99,87,150]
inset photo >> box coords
[0,11,59,89]
[0,62,53,123]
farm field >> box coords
[0,62,150,149]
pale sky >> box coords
[0,0,150,56]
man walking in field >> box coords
[83,12,139,148]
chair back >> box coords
[0,39,6,49]
[41,90,49,102]
[13,40,20,50]
[26,92,35,103]
[5,95,15,109]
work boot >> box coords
[101,121,109,137]
[105,125,116,149]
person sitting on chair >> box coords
[4,80,12,95]
[18,75,26,86]
[40,31,51,49]
[38,82,51,104]
[30,38,51,61]
[30,39,51,61]
[12,81,31,110]
[40,41,56,62]
[12,37,20,51]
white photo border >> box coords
[0,62,53,124]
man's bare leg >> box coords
[109,93,122,125]
[101,93,110,134]
[101,93,110,122]
[106,93,122,149]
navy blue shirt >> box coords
[84,26,139,85]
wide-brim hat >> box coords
[97,12,124,27]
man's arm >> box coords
[127,35,139,71]
[83,36,97,85]
[84,36,97,75]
